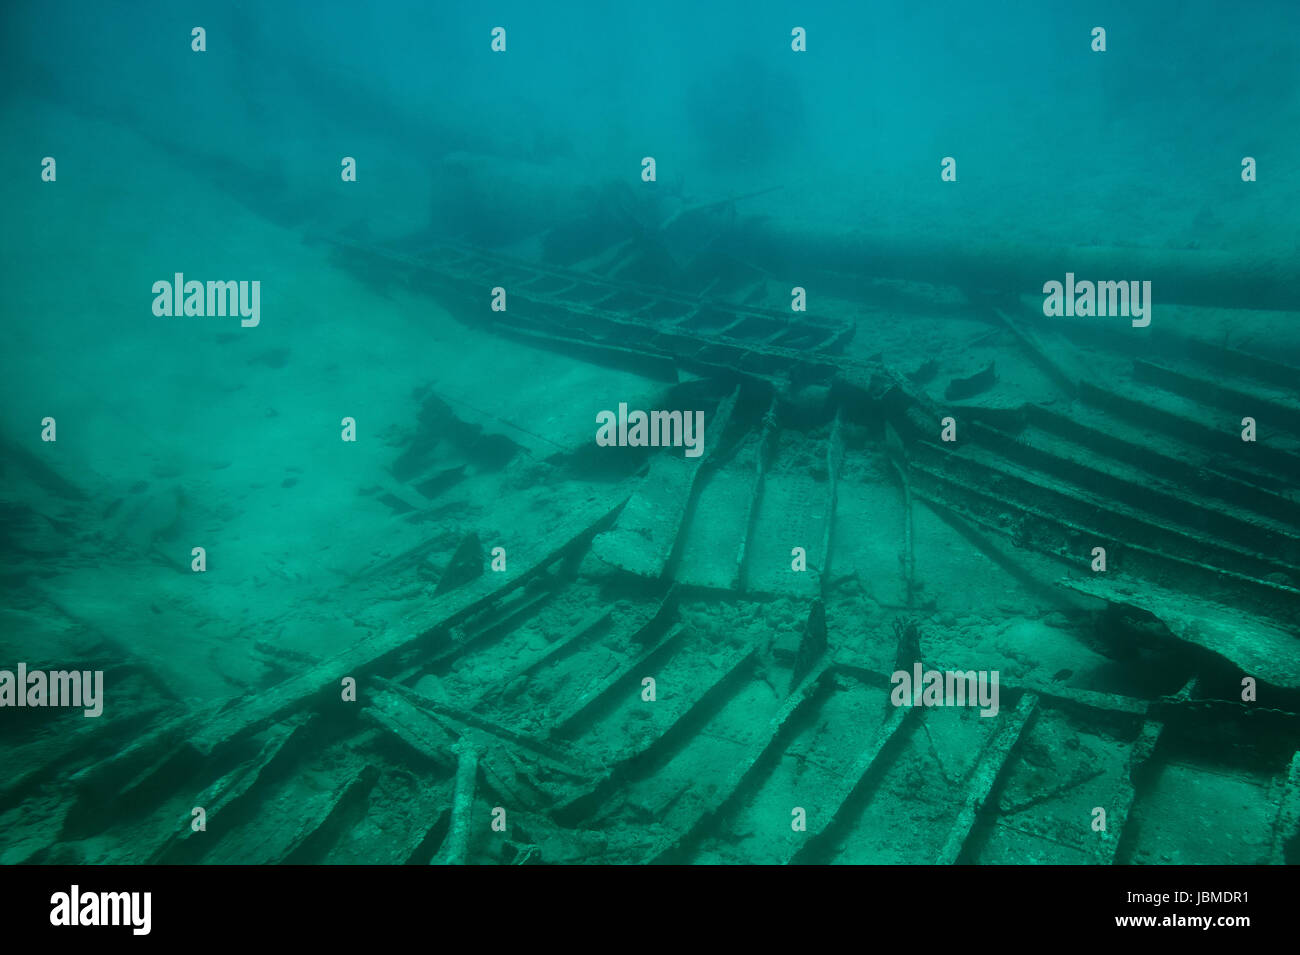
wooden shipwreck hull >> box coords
[5,234,1299,866]
[4,514,1297,865]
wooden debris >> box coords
[819,411,845,597]
[551,625,687,736]
[592,386,739,581]
[936,692,1038,864]
[433,531,485,596]
[277,764,382,865]
[792,704,915,860]
[432,740,479,865]
[363,688,457,773]
[187,490,629,755]
[151,716,315,863]
[735,399,777,591]
[1094,714,1165,865]
[883,419,915,606]
[1061,577,1300,689]
[650,662,833,863]
[789,600,828,694]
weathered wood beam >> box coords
[935,692,1039,864]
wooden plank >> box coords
[275,764,382,864]
[591,387,738,580]
[936,692,1039,864]
[0,703,171,810]
[471,608,613,705]
[834,661,1153,718]
[649,663,834,862]
[363,688,457,772]
[151,716,314,863]
[493,323,679,383]
[819,411,844,597]
[735,401,777,591]
[551,625,688,737]
[790,699,916,861]
[1061,577,1300,689]
[674,448,754,589]
[745,468,826,598]
[432,741,479,865]
[187,491,628,755]
[591,456,699,578]
[552,645,757,822]
[379,677,593,776]
[1094,714,1164,865]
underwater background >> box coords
[1,0,1299,865]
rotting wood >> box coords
[619,646,756,767]
[819,411,845,598]
[68,702,225,796]
[1096,712,1166,865]
[1133,359,1300,441]
[1078,380,1300,478]
[151,715,315,863]
[883,419,915,606]
[935,692,1039,864]
[186,490,629,756]
[791,701,917,864]
[997,767,1107,816]
[551,645,757,824]
[735,398,777,591]
[326,236,852,353]
[432,531,485,596]
[0,703,172,811]
[649,661,834,863]
[1061,577,1300,690]
[592,386,739,582]
[910,450,1300,626]
[363,688,457,773]
[591,457,699,578]
[403,585,561,682]
[471,608,614,706]
[664,384,740,580]
[551,624,688,737]
[377,677,594,777]
[371,680,573,811]
[278,764,381,865]
[909,490,1082,610]
[432,740,479,865]
[494,322,679,383]
[963,417,1300,575]
[992,306,1079,398]
[10,254,1300,868]
[788,600,828,695]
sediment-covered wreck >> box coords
[3,170,1299,866]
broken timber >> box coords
[936,692,1039,864]
[432,740,479,865]
[185,490,629,756]
[591,386,739,581]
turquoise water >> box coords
[1,1,1298,865]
